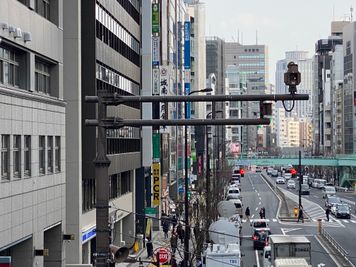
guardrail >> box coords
[320,228,349,258]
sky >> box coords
[202,0,354,84]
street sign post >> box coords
[154,247,171,265]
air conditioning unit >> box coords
[14,28,22,39]
[8,25,16,33]
[0,22,8,30]
[23,31,32,42]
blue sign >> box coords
[185,82,191,119]
[82,227,96,243]
[179,186,184,193]
[184,22,191,70]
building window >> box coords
[47,136,53,173]
[13,135,21,179]
[55,136,60,172]
[35,61,50,94]
[35,0,50,20]
[0,46,20,87]
[24,135,31,177]
[1,135,10,180]
[39,136,45,175]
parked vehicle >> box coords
[322,186,336,198]
[300,184,310,195]
[325,195,342,208]
[229,198,243,217]
[311,178,326,189]
[276,177,286,184]
[332,204,351,219]
[287,180,296,189]
[256,166,262,173]
[226,187,241,200]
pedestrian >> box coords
[297,206,304,223]
[170,231,178,254]
[171,215,178,230]
[259,208,264,219]
[177,224,184,244]
[262,207,266,219]
[163,220,169,239]
[325,206,331,222]
[170,255,177,267]
[146,237,153,258]
[245,207,250,222]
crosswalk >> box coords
[240,217,356,225]
[241,218,278,223]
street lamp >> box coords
[184,88,212,266]
[205,110,223,242]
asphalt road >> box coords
[274,178,356,266]
[239,173,338,267]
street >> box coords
[240,173,338,267]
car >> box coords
[267,167,274,175]
[256,166,262,173]
[283,173,292,180]
[229,198,243,217]
[271,169,279,177]
[300,184,310,195]
[251,219,269,229]
[333,204,351,219]
[325,195,342,208]
[322,186,336,199]
[287,180,296,189]
[252,228,271,250]
[226,187,241,200]
[276,176,286,184]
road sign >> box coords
[178,186,184,193]
[154,247,171,265]
[145,207,156,215]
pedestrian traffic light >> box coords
[284,61,301,94]
[291,168,297,178]
[187,191,191,201]
[240,168,245,177]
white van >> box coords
[322,186,336,198]
[226,187,241,200]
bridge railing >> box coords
[320,228,349,258]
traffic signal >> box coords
[240,168,245,177]
[284,61,301,94]
[187,191,191,201]
[291,168,297,178]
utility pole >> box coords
[298,150,302,210]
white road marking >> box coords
[257,192,260,196]
[255,249,261,267]
[272,219,277,222]
[351,220,356,223]
[255,207,259,211]
[343,220,349,223]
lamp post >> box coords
[205,110,223,242]
[184,88,212,266]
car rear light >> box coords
[253,235,258,240]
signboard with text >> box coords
[152,68,160,95]
[152,3,160,34]
[152,36,160,67]
[152,163,160,206]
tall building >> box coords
[276,51,313,118]
[64,0,141,264]
[0,1,66,266]
[343,21,356,154]
[224,42,269,152]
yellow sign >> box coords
[152,163,160,206]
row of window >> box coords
[18,0,51,21]
[244,48,260,52]
[96,4,140,54]
[240,70,265,75]
[239,62,265,67]
[96,63,139,95]
[106,127,140,139]
[0,45,53,95]
[82,171,132,212]
[1,135,61,181]
[107,139,141,155]
[239,54,265,59]
[117,0,140,23]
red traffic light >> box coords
[240,169,245,175]
[291,168,297,175]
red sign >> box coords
[154,247,171,264]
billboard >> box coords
[152,163,160,206]
[184,21,191,119]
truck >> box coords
[203,243,241,267]
[274,258,310,267]
[269,235,311,265]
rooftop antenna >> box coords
[256,30,258,45]
[241,32,243,45]
[351,6,354,22]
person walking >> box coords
[297,206,304,223]
[325,206,331,222]
[163,220,169,239]
[170,231,178,254]
[146,237,153,258]
[245,207,251,222]
[259,208,264,219]
[177,224,184,244]
[262,207,266,219]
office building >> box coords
[0,1,65,266]
[64,0,140,264]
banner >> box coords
[152,163,160,206]
[152,3,160,34]
[152,36,160,67]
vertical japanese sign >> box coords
[152,69,160,95]
[160,66,169,120]
[184,21,191,118]
[152,162,160,206]
[152,132,161,159]
[152,36,160,67]
[152,3,160,34]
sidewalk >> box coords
[118,229,183,267]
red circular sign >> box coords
[154,247,171,264]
